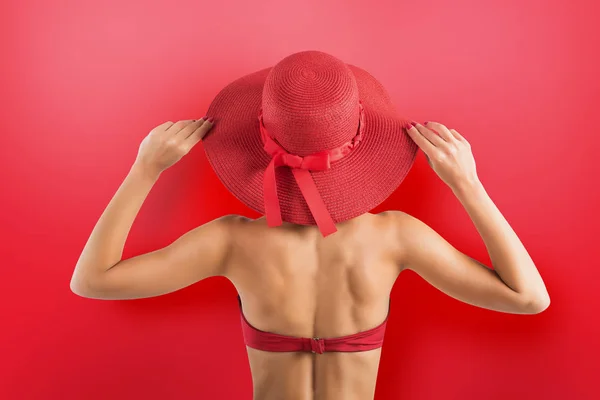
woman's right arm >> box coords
[392,178,550,314]
[396,121,550,314]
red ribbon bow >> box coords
[258,102,365,237]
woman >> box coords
[70,51,550,400]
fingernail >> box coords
[207,117,214,122]
[424,121,429,125]
[201,116,207,120]
[410,121,417,126]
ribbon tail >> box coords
[263,159,283,227]
[291,169,337,237]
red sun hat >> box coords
[203,50,418,237]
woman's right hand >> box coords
[405,121,479,192]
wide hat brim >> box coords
[203,63,418,226]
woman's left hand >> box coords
[134,117,214,178]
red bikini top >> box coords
[237,295,389,354]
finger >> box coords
[151,121,174,135]
[449,128,468,143]
[405,123,437,158]
[166,120,195,135]
[177,118,206,140]
[185,118,214,146]
[424,121,454,142]
[414,122,447,148]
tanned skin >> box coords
[70,117,550,400]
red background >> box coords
[1,0,598,399]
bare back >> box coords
[224,212,402,400]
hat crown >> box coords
[261,51,361,156]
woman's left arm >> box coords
[69,117,232,300]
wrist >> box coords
[130,162,162,183]
[451,176,485,200]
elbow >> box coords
[70,270,114,300]
[522,293,551,314]
[70,278,89,298]
[70,273,99,299]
